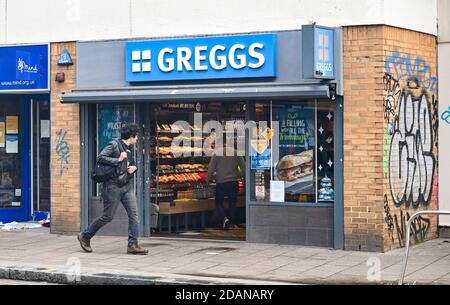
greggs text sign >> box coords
[126,34,276,82]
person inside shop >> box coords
[0,172,13,188]
[77,123,148,255]
[207,141,245,230]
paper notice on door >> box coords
[41,120,50,138]
[270,180,285,202]
[6,116,18,134]
[255,185,265,200]
[11,202,21,207]
[15,189,21,197]
[0,122,5,147]
[6,135,18,153]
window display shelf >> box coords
[153,108,244,218]
[158,156,211,160]
[158,170,207,175]
[158,182,211,189]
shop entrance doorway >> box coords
[142,102,247,241]
[32,98,51,216]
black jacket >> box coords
[98,139,136,185]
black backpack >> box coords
[91,140,123,183]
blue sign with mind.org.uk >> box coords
[126,34,277,82]
[0,44,49,91]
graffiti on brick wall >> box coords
[394,210,431,247]
[383,49,437,247]
[442,106,450,125]
[56,129,70,176]
[431,96,439,150]
[385,50,437,94]
[383,74,401,125]
[389,92,436,209]
[384,195,395,242]
[383,130,391,176]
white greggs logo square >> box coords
[131,50,151,73]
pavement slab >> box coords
[0,229,450,285]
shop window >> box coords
[250,99,334,204]
[95,104,136,196]
[0,100,22,208]
[316,99,335,203]
[97,104,135,153]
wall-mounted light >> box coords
[329,83,336,101]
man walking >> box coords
[77,123,148,255]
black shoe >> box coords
[77,233,92,253]
[127,244,148,255]
[222,218,230,230]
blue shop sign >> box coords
[314,27,334,78]
[302,25,335,79]
[0,44,49,91]
[126,34,276,82]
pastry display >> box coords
[158,136,173,142]
[155,130,212,202]
[152,110,244,208]
[158,173,207,183]
[158,147,172,155]
[158,165,174,171]
[175,164,208,171]
[158,146,204,157]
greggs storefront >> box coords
[61,26,344,248]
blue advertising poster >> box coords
[251,143,271,170]
[275,106,315,157]
[97,105,134,151]
[314,27,334,78]
[273,106,315,196]
[126,34,276,82]
[0,45,49,91]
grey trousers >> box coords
[83,182,139,246]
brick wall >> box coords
[343,26,438,252]
[381,27,438,251]
[343,26,385,252]
[50,42,80,234]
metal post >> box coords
[399,210,450,285]
[143,104,152,237]
[80,104,91,231]
[36,101,40,211]
[334,97,344,249]
[315,99,318,202]
[30,99,34,217]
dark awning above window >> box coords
[60,83,330,103]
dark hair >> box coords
[120,123,138,140]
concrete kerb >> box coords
[0,263,446,285]
[0,265,295,285]
[0,263,377,285]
